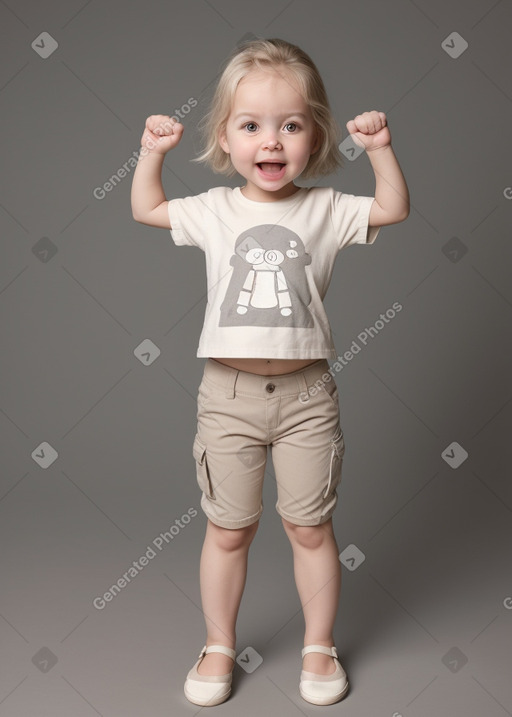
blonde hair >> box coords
[191,38,344,179]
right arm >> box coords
[131,114,184,228]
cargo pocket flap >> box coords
[323,428,345,499]
[193,435,207,465]
[193,434,214,500]
[331,428,345,460]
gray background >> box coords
[1,0,511,715]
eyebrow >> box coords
[233,112,308,120]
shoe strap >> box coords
[302,645,338,659]
[199,644,237,660]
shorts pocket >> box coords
[320,375,339,405]
[197,380,211,414]
[323,425,345,499]
[193,434,215,501]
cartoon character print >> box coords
[219,225,314,328]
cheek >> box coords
[232,140,253,161]
[303,137,318,160]
[290,142,314,163]
[287,136,310,155]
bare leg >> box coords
[282,517,341,674]
[197,519,259,675]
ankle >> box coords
[206,637,236,650]
[304,637,335,648]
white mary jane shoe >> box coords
[184,644,237,707]
[300,645,349,706]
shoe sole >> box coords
[299,679,349,706]
[184,685,231,707]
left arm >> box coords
[346,111,410,227]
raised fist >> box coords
[140,114,184,154]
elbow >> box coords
[132,210,145,224]
[401,196,411,222]
[395,204,410,223]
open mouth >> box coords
[256,162,286,176]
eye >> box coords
[284,122,298,132]
[243,122,258,132]
[246,247,265,263]
[264,249,284,265]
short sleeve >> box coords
[330,191,381,250]
[167,193,210,250]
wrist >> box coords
[138,146,167,160]
[365,143,392,154]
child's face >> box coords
[219,69,320,201]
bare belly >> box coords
[211,357,319,376]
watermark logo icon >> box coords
[134,339,161,366]
[237,446,260,468]
[236,646,263,673]
[32,647,58,673]
[442,32,468,59]
[442,442,468,469]
[442,237,468,263]
[32,442,58,469]
[338,135,365,162]
[32,32,58,59]
[442,646,468,672]
[339,544,366,571]
[32,237,58,263]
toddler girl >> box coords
[131,37,409,707]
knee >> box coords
[282,518,329,550]
[209,519,259,551]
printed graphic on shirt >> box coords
[219,225,314,327]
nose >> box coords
[262,132,282,150]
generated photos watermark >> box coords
[93,97,197,200]
[299,301,403,403]
[93,507,197,610]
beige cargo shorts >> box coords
[192,357,345,529]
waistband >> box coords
[202,358,334,400]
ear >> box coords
[218,127,230,154]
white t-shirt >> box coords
[168,185,380,359]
